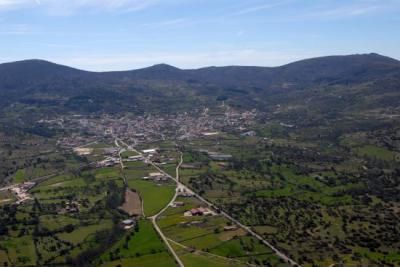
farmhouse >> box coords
[126,155,143,161]
[224,225,238,231]
[181,163,202,169]
[177,188,194,197]
[121,219,136,230]
[103,147,119,155]
[10,182,35,204]
[184,207,214,217]
[207,152,233,161]
[202,132,219,136]
[171,201,184,208]
[73,147,93,156]
[97,157,120,167]
[149,172,163,177]
[240,130,256,137]
[142,148,158,154]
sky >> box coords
[0,0,399,71]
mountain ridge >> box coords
[0,53,399,115]
[2,53,399,73]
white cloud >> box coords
[295,0,400,21]
[143,18,186,27]
[0,0,158,14]
[0,0,33,10]
[306,5,381,19]
[230,1,291,16]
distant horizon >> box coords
[1,0,399,71]
[1,52,399,72]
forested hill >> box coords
[0,53,399,114]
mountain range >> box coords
[0,53,399,117]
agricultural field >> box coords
[101,252,176,267]
[121,150,140,158]
[177,129,400,266]
[99,219,176,266]
[0,162,129,266]
[157,197,287,267]
[127,178,175,217]
[1,101,399,267]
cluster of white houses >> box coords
[142,172,169,182]
[9,182,35,204]
[184,206,215,217]
[97,156,120,167]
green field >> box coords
[101,252,177,267]
[57,220,113,245]
[121,150,139,158]
[354,145,398,161]
[127,179,175,216]
[13,169,26,183]
[39,214,80,231]
[100,220,177,266]
[157,196,284,266]
[0,235,37,266]
[102,220,167,260]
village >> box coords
[46,106,258,150]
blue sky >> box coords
[0,0,399,71]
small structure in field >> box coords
[73,147,93,156]
[149,172,163,178]
[126,155,143,162]
[121,219,136,230]
[181,163,202,169]
[224,225,238,231]
[171,201,184,208]
[202,132,219,136]
[177,188,194,197]
[207,152,232,161]
[142,148,158,154]
[240,131,256,137]
[184,207,214,217]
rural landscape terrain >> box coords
[0,53,399,267]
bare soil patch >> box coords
[119,189,142,216]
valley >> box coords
[0,54,399,266]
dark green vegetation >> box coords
[1,53,400,266]
[0,165,128,266]
[158,197,288,267]
[99,220,177,267]
[0,53,399,116]
[179,127,400,266]
[0,159,179,267]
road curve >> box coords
[149,152,185,267]
[145,149,300,266]
[116,137,299,266]
[116,138,185,267]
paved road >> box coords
[115,137,185,267]
[114,139,128,186]
[167,237,259,267]
[150,152,185,267]
[150,197,184,267]
[116,138,299,266]
[150,163,299,266]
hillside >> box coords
[0,53,399,115]
[1,54,400,267]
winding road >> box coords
[115,137,185,267]
[149,152,184,267]
[116,137,300,267]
